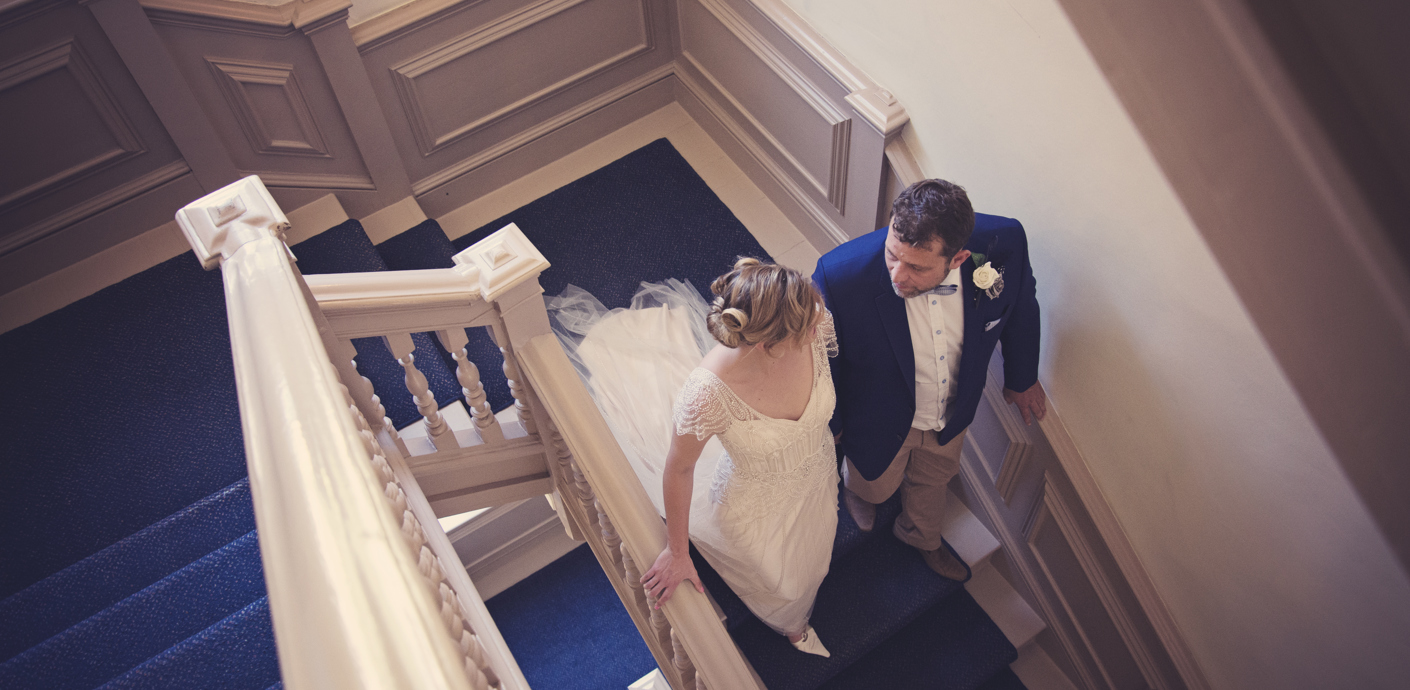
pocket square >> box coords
[984,318,1002,332]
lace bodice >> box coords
[672,313,839,518]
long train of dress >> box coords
[547,281,839,636]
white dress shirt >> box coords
[907,267,964,431]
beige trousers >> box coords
[842,427,966,551]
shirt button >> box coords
[931,300,937,305]
[940,356,945,360]
[942,379,947,383]
[935,330,941,334]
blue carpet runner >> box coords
[486,544,658,690]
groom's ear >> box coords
[949,249,972,271]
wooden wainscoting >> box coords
[955,350,1192,690]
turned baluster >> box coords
[645,589,672,652]
[621,548,650,616]
[671,628,697,690]
[490,320,536,437]
[595,498,624,579]
[332,338,388,433]
[436,328,504,443]
[383,333,456,451]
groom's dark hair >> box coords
[890,179,975,257]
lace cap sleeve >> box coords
[816,308,839,358]
[673,369,732,440]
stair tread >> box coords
[818,590,1020,690]
[0,531,266,689]
[291,219,462,429]
[722,525,968,690]
[374,220,513,413]
[0,479,254,660]
[99,596,280,690]
[691,480,905,633]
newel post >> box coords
[174,175,290,269]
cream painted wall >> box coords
[778,0,1410,688]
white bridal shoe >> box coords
[790,625,831,657]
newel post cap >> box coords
[175,175,290,270]
[451,223,550,301]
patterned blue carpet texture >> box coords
[0,137,1020,689]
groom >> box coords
[813,179,1045,580]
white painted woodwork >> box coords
[518,334,764,690]
[437,327,505,443]
[174,176,481,690]
[383,330,458,452]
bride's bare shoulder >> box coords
[698,343,738,377]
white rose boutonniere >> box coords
[971,259,1005,299]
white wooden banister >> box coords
[175,177,481,690]
[517,334,764,690]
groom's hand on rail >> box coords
[1003,381,1048,425]
[642,546,704,607]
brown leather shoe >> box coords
[842,488,876,532]
[921,545,970,581]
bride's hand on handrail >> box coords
[642,545,704,607]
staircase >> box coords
[1,137,1037,688]
[0,217,469,690]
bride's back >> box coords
[700,338,816,422]
[701,257,825,422]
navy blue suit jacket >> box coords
[812,214,1041,481]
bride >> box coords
[547,257,839,657]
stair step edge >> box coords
[940,488,1001,569]
[966,561,1047,650]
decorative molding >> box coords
[884,136,924,187]
[0,39,144,213]
[675,66,849,246]
[250,171,376,190]
[207,57,331,158]
[137,0,351,29]
[352,0,481,51]
[1043,473,1171,690]
[845,86,908,137]
[412,61,673,196]
[687,0,851,212]
[0,0,66,31]
[1025,495,1109,690]
[144,8,298,37]
[390,0,651,158]
[1038,410,1211,690]
[1,160,189,258]
[983,352,1036,504]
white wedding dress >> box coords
[547,281,840,636]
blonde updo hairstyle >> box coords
[707,257,824,350]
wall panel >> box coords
[0,0,186,262]
[359,0,672,199]
[149,11,375,193]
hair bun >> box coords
[734,256,762,271]
[721,307,749,331]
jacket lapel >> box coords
[875,273,916,404]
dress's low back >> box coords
[547,282,839,637]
